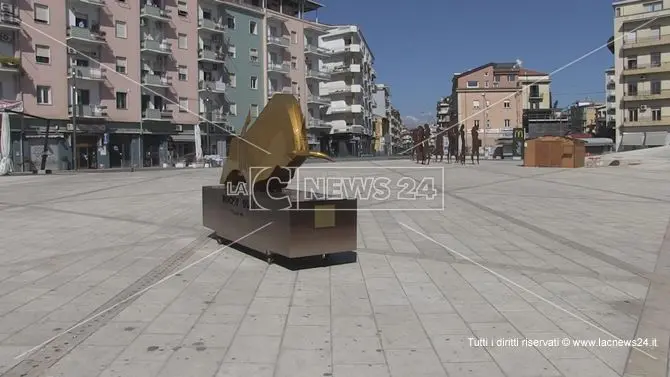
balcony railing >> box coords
[142,108,173,120]
[623,61,670,71]
[268,87,292,96]
[70,66,105,80]
[308,118,330,128]
[66,26,106,43]
[0,12,21,29]
[307,94,328,104]
[306,69,330,80]
[304,45,331,55]
[198,18,225,32]
[198,49,225,62]
[529,92,543,99]
[202,111,226,123]
[623,116,670,126]
[141,39,172,54]
[624,88,670,99]
[623,34,670,48]
[70,104,107,118]
[140,4,171,21]
[142,74,171,87]
[199,80,226,92]
[267,62,290,73]
[74,0,105,6]
[267,35,290,47]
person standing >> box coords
[459,125,466,165]
[471,124,480,165]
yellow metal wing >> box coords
[220,94,333,189]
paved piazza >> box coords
[0,159,669,377]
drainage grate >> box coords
[1,232,212,377]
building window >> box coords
[472,100,480,110]
[627,82,638,95]
[651,52,661,66]
[177,0,188,16]
[178,97,188,112]
[35,45,50,64]
[178,65,187,81]
[116,92,127,109]
[228,45,236,58]
[616,7,621,16]
[291,31,297,44]
[249,20,257,35]
[229,73,236,87]
[34,3,49,24]
[485,81,489,88]
[474,120,480,128]
[503,100,511,108]
[229,103,237,116]
[652,108,662,121]
[249,48,258,62]
[250,76,258,89]
[508,74,516,81]
[628,108,638,121]
[467,81,478,88]
[627,56,637,69]
[651,80,661,94]
[115,21,127,38]
[645,1,663,12]
[504,119,510,128]
[115,57,127,74]
[227,16,235,29]
[494,75,500,82]
[291,56,297,69]
[251,104,259,117]
[36,85,51,104]
[178,33,187,49]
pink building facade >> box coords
[451,62,550,149]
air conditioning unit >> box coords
[175,125,183,132]
[66,123,74,131]
[640,105,647,111]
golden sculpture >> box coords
[220,94,332,191]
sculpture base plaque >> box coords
[203,186,357,262]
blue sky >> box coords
[311,0,615,126]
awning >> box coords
[620,132,644,146]
[644,131,668,146]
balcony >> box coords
[0,12,20,30]
[198,49,225,63]
[267,62,290,74]
[327,104,363,114]
[607,95,616,102]
[623,89,670,101]
[331,44,361,54]
[201,111,227,124]
[267,35,290,48]
[0,55,20,73]
[141,74,171,88]
[622,61,670,75]
[268,87,293,97]
[330,64,361,74]
[140,4,171,22]
[529,92,543,100]
[307,94,329,105]
[198,18,225,33]
[141,39,172,55]
[607,80,616,90]
[142,108,173,121]
[70,66,105,81]
[306,69,330,81]
[327,85,362,95]
[304,45,331,56]
[66,26,106,44]
[307,118,331,129]
[199,80,226,93]
[622,34,670,50]
[73,0,105,6]
[623,116,670,127]
[70,104,107,119]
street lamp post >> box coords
[71,67,78,170]
[482,93,487,157]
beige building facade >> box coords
[613,0,670,149]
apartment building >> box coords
[0,0,341,170]
[436,96,451,128]
[371,83,390,154]
[320,25,376,157]
[613,0,670,150]
[388,105,402,153]
[450,62,551,149]
[605,67,616,129]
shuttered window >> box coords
[34,4,49,23]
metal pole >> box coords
[71,67,78,170]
